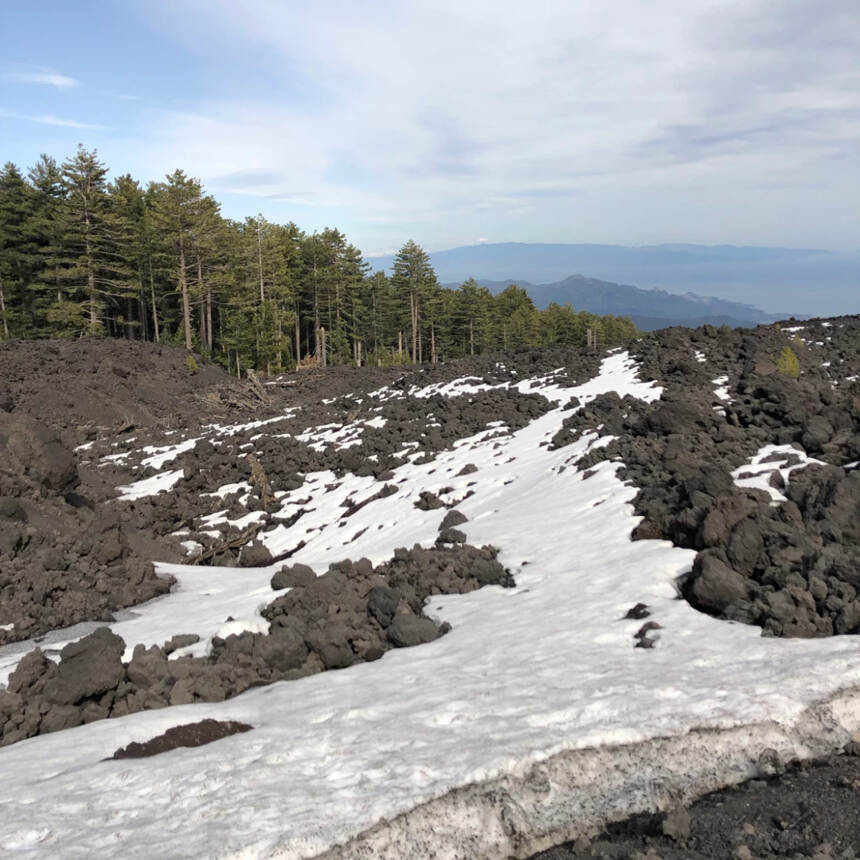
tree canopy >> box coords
[0,146,640,372]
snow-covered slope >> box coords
[1,351,860,859]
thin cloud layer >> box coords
[0,109,104,130]
[124,0,859,249]
[3,1,859,251]
[4,71,79,89]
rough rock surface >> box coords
[0,337,228,441]
[0,413,173,645]
[557,318,860,637]
[0,544,511,746]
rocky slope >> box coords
[0,320,858,858]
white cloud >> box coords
[127,0,860,249]
[5,71,79,89]
[0,109,104,130]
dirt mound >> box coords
[0,337,229,442]
[111,719,253,759]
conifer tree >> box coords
[27,155,76,334]
[0,163,37,338]
[61,145,137,334]
[391,240,438,363]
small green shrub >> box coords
[185,353,199,375]
[776,346,799,379]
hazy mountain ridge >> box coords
[440,274,792,331]
[368,242,859,318]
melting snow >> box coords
[732,444,826,503]
[115,469,184,501]
[3,353,860,859]
[712,375,730,402]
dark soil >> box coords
[111,718,253,759]
[531,743,860,860]
[0,337,230,443]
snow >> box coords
[0,564,276,684]
[694,350,706,363]
[115,469,184,501]
[782,326,805,333]
[179,540,203,557]
[712,375,730,402]
[140,437,200,470]
[201,481,253,502]
[3,352,860,858]
[732,444,826,502]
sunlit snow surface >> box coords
[732,443,826,503]
[2,352,860,859]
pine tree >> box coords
[391,240,438,363]
[0,163,37,338]
[61,145,137,334]
[27,155,78,334]
[149,170,216,350]
[0,144,642,360]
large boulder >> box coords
[0,413,77,494]
[689,552,750,615]
[387,614,439,648]
[270,563,316,590]
[43,627,126,706]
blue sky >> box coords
[2,0,859,256]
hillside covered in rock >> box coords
[0,317,858,859]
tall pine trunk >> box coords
[84,210,98,333]
[409,290,418,364]
[206,286,213,351]
[196,256,207,350]
[138,261,149,340]
[0,278,8,339]
[149,259,160,343]
[417,311,423,363]
[257,221,265,303]
[312,257,321,362]
[179,240,192,351]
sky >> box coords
[1,0,859,257]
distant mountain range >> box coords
[440,275,789,331]
[367,242,859,319]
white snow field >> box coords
[2,353,860,859]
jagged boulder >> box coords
[43,627,126,706]
[0,413,77,494]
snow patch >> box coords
[115,469,184,501]
[732,444,825,502]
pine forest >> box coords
[0,146,639,374]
